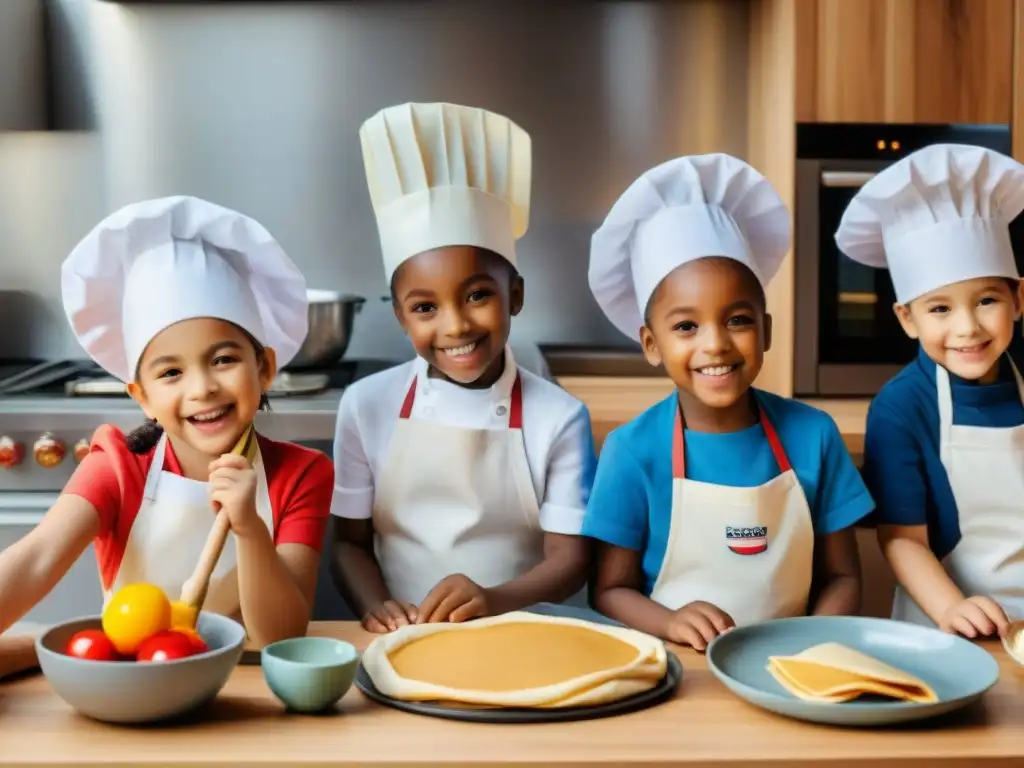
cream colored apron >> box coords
[892,361,1024,625]
[372,372,543,606]
[104,431,275,616]
[649,398,815,625]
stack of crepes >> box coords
[360,611,668,708]
[766,643,938,704]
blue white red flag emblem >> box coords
[725,526,767,555]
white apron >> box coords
[892,361,1024,625]
[104,432,275,616]
[649,398,815,625]
[372,371,543,606]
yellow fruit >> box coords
[170,600,197,629]
[101,583,171,655]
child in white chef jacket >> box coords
[583,154,874,650]
[837,143,1024,638]
[329,102,597,633]
[0,196,333,652]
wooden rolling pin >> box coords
[176,425,257,628]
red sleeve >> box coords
[62,425,150,536]
[260,437,334,553]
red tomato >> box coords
[135,630,197,662]
[65,629,120,661]
[181,629,209,654]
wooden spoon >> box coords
[174,425,256,629]
[176,511,233,629]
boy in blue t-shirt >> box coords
[585,154,874,650]
[836,143,1024,639]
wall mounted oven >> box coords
[793,122,1018,397]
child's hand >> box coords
[208,454,260,538]
[667,601,735,651]
[361,600,418,633]
[939,595,1009,638]
[416,574,490,624]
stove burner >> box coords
[0,358,399,398]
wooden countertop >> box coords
[557,376,870,458]
[2,622,1023,767]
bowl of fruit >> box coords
[36,583,246,724]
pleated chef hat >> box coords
[835,143,1024,305]
[359,102,531,282]
[61,195,309,382]
[589,153,791,340]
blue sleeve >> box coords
[581,430,648,551]
[862,396,928,526]
[812,416,875,535]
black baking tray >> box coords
[355,651,681,723]
[352,602,683,723]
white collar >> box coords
[413,345,518,401]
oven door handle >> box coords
[0,493,58,525]
[821,171,877,188]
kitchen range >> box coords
[0,353,403,625]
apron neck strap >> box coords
[399,374,524,429]
[935,354,1024,429]
[142,432,169,501]
[672,394,791,480]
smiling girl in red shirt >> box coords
[0,196,333,655]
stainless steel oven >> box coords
[793,123,1017,397]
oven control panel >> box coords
[0,430,95,492]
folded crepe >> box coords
[360,611,668,708]
[767,643,938,704]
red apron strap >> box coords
[671,395,792,480]
[398,376,418,419]
[398,373,524,428]
[672,406,686,479]
[509,374,524,429]
[758,405,791,472]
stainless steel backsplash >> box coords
[0,0,749,361]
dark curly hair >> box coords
[125,332,273,454]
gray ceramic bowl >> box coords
[36,612,246,724]
[261,636,359,713]
[705,615,1000,726]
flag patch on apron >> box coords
[725,526,768,555]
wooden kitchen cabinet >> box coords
[796,0,1015,124]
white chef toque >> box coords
[359,102,532,283]
[61,195,309,382]
[589,153,791,340]
[835,143,1024,305]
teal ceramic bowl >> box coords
[261,637,359,713]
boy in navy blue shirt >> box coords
[836,143,1024,638]
[584,154,873,650]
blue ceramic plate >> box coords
[705,615,999,726]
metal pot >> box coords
[286,290,366,369]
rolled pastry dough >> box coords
[361,611,668,708]
[767,643,938,703]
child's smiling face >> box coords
[128,317,274,456]
[894,276,1021,384]
[391,246,524,388]
[641,257,771,425]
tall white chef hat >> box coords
[359,102,531,283]
[589,153,791,340]
[835,143,1024,305]
[61,195,309,382]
